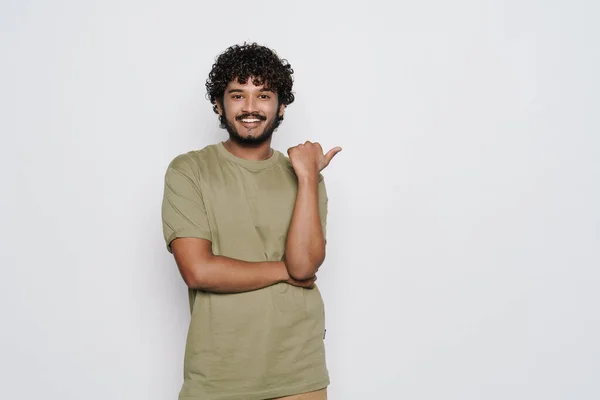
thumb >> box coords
[324,146,342,165]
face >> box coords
[217,77,285,145]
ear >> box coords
[216,99,223,116]
[278,103,286,118]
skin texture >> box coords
[170,238,316,293]
[216,78,285,160]
[285,141,341,280]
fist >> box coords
[287,141,342,178]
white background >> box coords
[1,0,599,399]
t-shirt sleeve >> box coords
[318,175,329,241]
[161,155,212,253]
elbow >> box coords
[286,255,325,281]
[179,261,212,290]
[289,269,317,281]
[181,270,202,289]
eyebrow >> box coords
[227,88,274,93]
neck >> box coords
[222,139,274,161]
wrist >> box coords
[275,261,290,283]
[296,173,318,185]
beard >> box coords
[222,109,282,146]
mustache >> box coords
[236,113,267,121]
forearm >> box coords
[285,175,326,280]
[188,256,288,293]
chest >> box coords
[200,165,298,238]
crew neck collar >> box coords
[216,141,281,170]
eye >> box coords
[259,94,271,100]
[231,95,243,100]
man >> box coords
[161,43,341,400]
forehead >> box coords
[226,76,273,92]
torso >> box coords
[178,143,329,400]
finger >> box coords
[324,146,343,165]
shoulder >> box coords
[166,145,219,176]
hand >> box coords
[287,141,342,179]
[286,274,317,289]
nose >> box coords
[242,96,258,113]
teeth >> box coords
[241,119,260,123]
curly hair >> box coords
[206,43,295,118]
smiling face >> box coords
[217,77,285,146]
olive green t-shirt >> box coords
[161,142,329,400]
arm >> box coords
[171,237,316,293]
[285,141,341,280]
[162,155,315,293]
[284,175,325,280]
